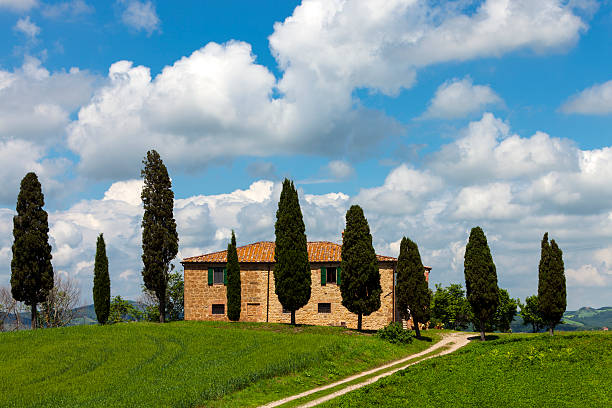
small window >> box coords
[213,267,224,284]
[327,267,337,284]
[318,303,331,314]
[211,304,225,315]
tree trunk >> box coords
[549,327,553,336]
[357,313,362,331]
[31,304,37,330]
[159,296,166,323]
[480,321,485,341]
[414,319,421,338]
[291,310,296,325]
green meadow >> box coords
[0,321,441,408]
[323,332,612,408]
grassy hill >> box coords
[0,321,442,408]
[511,306,612,332]
[323,332,612,407]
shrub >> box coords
[377,322,413,344]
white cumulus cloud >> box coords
[14,16,40,39]
[119,0,160,35]
[421,77,502,119]
[561,79,612,115]
[0,0,38,11]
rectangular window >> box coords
[326,267,337,284]
[211,304,225,315]
[318,303,331,314]
[213,267,224,284]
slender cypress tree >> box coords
[340,205,381,331]
[226,231,241,321]
[538,233,566,335]
[464,226,499,341]
[93,233,110,324]
[274,179,311,325]
[396,237,430,338]
[141,150,179,323]
[10,172,54,329]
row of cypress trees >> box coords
[463,227,566,341]
[227,178,430,333]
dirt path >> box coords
[259,332,472,408]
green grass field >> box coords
[0,321,442,408]
[322,332,612,407]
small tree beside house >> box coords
[274,179,311,325]
[226,231,241,321]
[396,237,430,338]
[340,205,381,331]
[10,172,54,329]
[464,226,499,341]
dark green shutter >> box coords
[321,267,327,286]
[337,266,341,285]
[208,268,213,285]
[223,268,227,285]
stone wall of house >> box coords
[184,261,395,330]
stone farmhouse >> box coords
[182,241,431,331]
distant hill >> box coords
[2,301,143,329]
[511,306,612,333]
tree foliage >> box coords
[226,231,241,321]
[141,150,179,323]
[93,233,110,324]
[108,296,142,323]
[464,226,499,341]
[340,205,381,331]
[494,288,519,333]
[38,275,81,328]
[430,283,472,330]
[520,295,545,333]
[396,237,430,337]
[140,271,184,322]
[538,233,566,335]
[10,172,54,329]
[273,179,311,325]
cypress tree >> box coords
[141,150,179,323]
[538,233,566,335]
[10,172,54,329]
[340,205,381,331]
[93,233,110,324]
[396,237,430,338]
[274,179,311,325]
[226,231,241,321]
[464,226,499,341]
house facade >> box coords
[182,241,430,331]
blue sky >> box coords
[1,0,611,309]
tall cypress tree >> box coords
[226,231,241,321]
[10,172,54,329]
[141,150,179,323]
[396,237,430,338]
[464,226,499,341]
[340,205,381,331]
[274,179,311,325]
[93,233,110,324]
[538,233,566,335]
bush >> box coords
[377,322,413,344]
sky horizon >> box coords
[1,0,611,310]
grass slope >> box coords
[0,321,441,408]
[323,332,612,407]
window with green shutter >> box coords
[337,266,341,285]
[223,268,227,285]
[321,267,327,286]
[208,268,214,285]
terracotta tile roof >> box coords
[182,241,398,264]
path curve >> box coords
[259,332,472,408]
